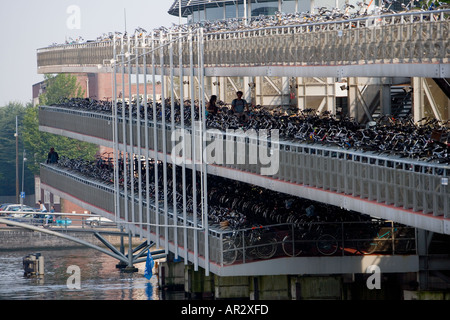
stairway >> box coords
[390,85,412,118]
[432,78,450,100]
[370,85,412,120]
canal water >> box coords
[0,248,183,300]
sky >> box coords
[0,1,180,107]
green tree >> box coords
[40,74,85,105]
[23,74,98,175]
[0,102,34,197]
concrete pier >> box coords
[0,227,142,251]
[158,257,450,300]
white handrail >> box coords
[36,9,450,53]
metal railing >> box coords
[39,163,216,265]
[204,10,450,67]
[36,10,450,70]
[214,221,416,266]
[0,211,117,230]
[38,164,417,269]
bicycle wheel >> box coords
[282,235,303,257]
[256,237,277,259]
[357,239,378,254]
[316,234,338,256]
[222,240,238,265]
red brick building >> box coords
[33,72,162,106]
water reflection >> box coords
[0,248,177,300]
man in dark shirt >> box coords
[231,91,249,117]
[47,147,59,164]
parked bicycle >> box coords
[51,155,416,263]
[281,221,339,256]
[48,3,449,48]
[356,220,416,254]
[221,225,278,265]
[50,98,450,164]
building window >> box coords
[183,0,309,23]
[225,3,236,19]
[281,0,297,13]
[251,3,278,17]
[237,3,245,18]
[205,6,224,21]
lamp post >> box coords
[20,150,27,207]
[179,0,182,25]
[15,116,19,204]
[244,0,248,25]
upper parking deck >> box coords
[37,10,450,78]
[39,106,450,235]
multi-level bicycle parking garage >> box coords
[38,103,448,276]
[33,6,450,294]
